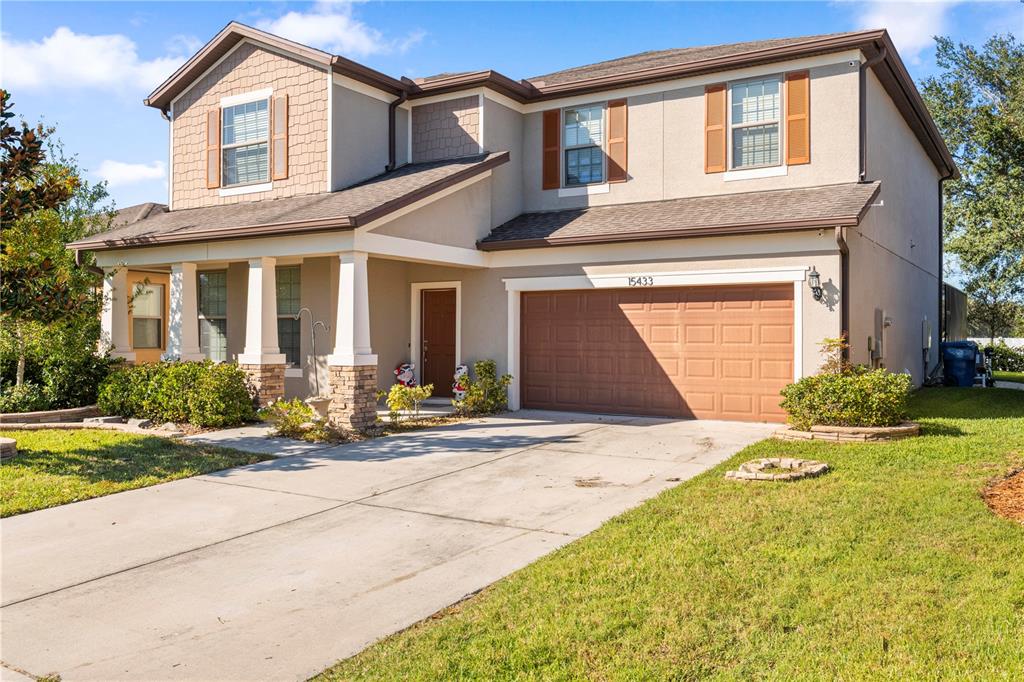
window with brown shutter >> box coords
[607,98,627,183]
[704,84,726,173]
[271,94,289,180]
[785,71,810,165]
[542,108,560,190]
[205,108,221,189]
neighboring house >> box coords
[70,23,956,427]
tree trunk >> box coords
[14,323,26,387]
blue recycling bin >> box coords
[941,341,978,387]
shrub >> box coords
[41,352,119,409]
[98,361,256,427]
[0,382,50,413]
[983,342,1024,372]
[779,338,912,430]
[455,360,512,416]
[258,398,315,439]
[387,383,433,421]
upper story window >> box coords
[729,77,782,169]
[222,99,269,187]
[275,266,301,366]
[563,104,605,186]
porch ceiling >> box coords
[70,152,508,252]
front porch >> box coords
[101,251,474,431]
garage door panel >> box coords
[521,285,793,422]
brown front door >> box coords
[520,284,794,422]
[421,289,457,397]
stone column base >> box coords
[239,363,285,407]
[328,365,378,431]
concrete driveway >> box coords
[1,411,771,681]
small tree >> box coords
[0,91,112,386]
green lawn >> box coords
[319,388,1024,680]
[0,429,271,517]
[995,370,1024,384]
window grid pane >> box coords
[133,318,161,349]
[565,147,604,185]
[223,143,269,186]
[198,272,227,318]
[275,266,301,316]
[733,124,780,168]
[277,318,300,366]
[732,78,780,125]
[222,100,268,146]
[201,319,228,363]
[133,284,163,318]
[563,105,604,148]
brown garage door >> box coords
[520,284,794,422]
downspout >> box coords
[858,45,886,181]
[385,90,408,172]
[835,225,850,357]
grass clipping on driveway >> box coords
[319,388,1024,680]
[0,429,271,517]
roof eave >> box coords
[477,215,866,252]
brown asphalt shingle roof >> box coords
[478,182,881,250]
[112,202,167,227]
[72,152,508,250]
[528,32,859,86]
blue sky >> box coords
[1,1,1020,209]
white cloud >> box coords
[852,1,963,64]
[256,1,424,57]
[0,27,185,94]
[95,160,166,187]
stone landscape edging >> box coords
[0,405,100,424]
[773,421,921,442]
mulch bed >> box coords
[983,469,1024,524]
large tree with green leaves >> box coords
[0,90,113,386]
[921,35,1024,335]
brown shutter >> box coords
[785,71,810,165]
[205,108,220,189]
[606,98,628,183]
[271,94,289,181]
[542,108,560,190]
[704,84,726,173]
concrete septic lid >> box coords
[726,457,829,481]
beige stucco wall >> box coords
[331,82,390,190]
[521,59,860,212]
[483,98,524,227]
[171,42,328,209]
[411,95,480,163]
[372,178,493,248]
[845,71,942,385]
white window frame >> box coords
[409,281,462,388]
[131,283,164,350]
[561,102,607,188]
[727,75,785,172]
[275,265,302,368]
[219,88,273,194]
[197,269,228,363]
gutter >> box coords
[835,225,850,356]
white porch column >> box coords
[169,262,204,361]
[101,267,135,361]
[327,251,378,431]
[237,257,286,365]
[328,251,376,366]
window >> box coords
[131,284,163,349]
[730,77,781,169]
[198,271,228,362]
[222,99,269,187]
[563,104,604,186]
[276,266,301,366]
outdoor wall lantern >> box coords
[808,266,824,301]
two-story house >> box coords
[71,23,956,428]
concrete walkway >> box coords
[1,411,771,681]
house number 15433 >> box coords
[628,276,654,287]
